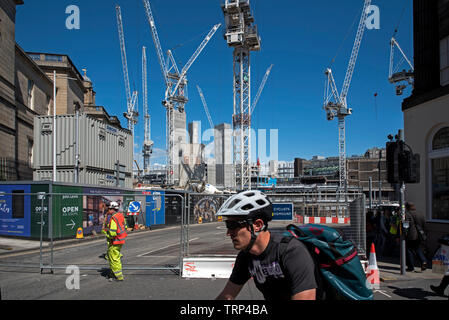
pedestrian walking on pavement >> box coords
[104,201,128,282]
[430,275,449,297]
[404,202,428,272]
[215,191,317,301]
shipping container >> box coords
[33,114,133,188]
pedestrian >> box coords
[215,190,317,301]
[404,202,427,272]
[374,209,389,257]
[104,201,127,282]
[430,275,449,297]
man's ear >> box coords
[254,219,265,232]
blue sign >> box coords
[272,203,293,221]
[145,191,165,226]
[0,185,31,237]
[128,201,141,213]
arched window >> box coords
[429,127,449,221]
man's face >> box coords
[225,217,252,251]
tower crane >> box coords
[196,85,214,129]
[389,37,414,95]
[323,0,371,212]
[142,0,221,186]
[142,46,153,174]
[222,0,261,190]
[116,5,139,162]
[250,64,274,116]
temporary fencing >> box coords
[0,191,188,275]
[0,190,367,277]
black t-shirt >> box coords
[229,233,317,300]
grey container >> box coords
[33,114,133,188]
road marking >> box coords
[374,289,392,298]
[137,237,199,257]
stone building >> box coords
[0,0,55,181]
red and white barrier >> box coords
[302,216,350,225]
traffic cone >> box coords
[366,243,380,290]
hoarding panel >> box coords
[30,184,49,239]
[0,185,31,237]
[53,185,83,238]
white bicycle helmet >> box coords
[217,190,273,222]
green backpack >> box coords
[280,224,373,300]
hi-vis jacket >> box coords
[105,212,128,245]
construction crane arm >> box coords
[197,85,214,129]
[250,64,273,115]
[389,37,414,78]
[116,5,132,106]
[170,23,221,97]
[340,0,371,104]
[142,0,169,87]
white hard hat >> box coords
[109,201,120,210]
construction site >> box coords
[1,0,449,303]
[2,0,449,259]
[1,0,415,224]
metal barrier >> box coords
[181,192,367,278]
[0,192,187,275]
[0,190,367,278]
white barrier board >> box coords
[182,256,236,279]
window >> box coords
[28,139,33,167]
[429,127,449,221]
[27,79,34,110]
[440,36,449,86]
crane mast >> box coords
[222,0,261,190]
[323,0,371,213]
[142,0,220,186]
[116,5,138,165]
[142,46,153,174]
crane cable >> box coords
[391,0,410,38]
[328,5,362,68]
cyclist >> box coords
[215,190,317,300]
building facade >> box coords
[0,0,55,181]
[401,0,449,253]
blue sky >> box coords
[15,0,413,165]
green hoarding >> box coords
[53,185,83,238]
[30,184,49,239]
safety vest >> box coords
[102,213,113,234]
[109,212,127,245]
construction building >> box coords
[214,123,235,189]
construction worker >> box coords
[101,206,114,261]
[104,201,127,282]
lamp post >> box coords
[53,71,57,182]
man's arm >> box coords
[215,280,244,300]
[291,288,316,300]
